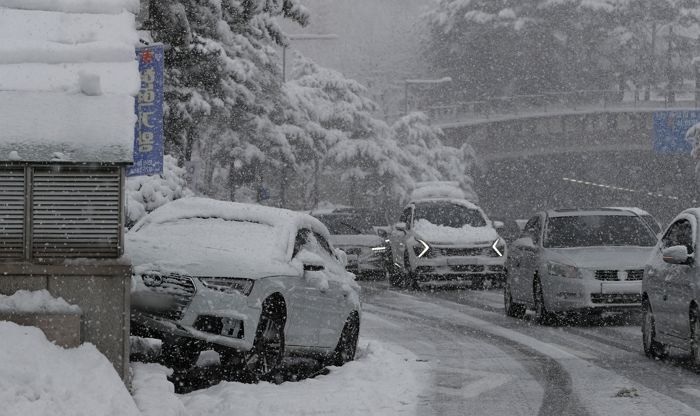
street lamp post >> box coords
[404,77,452,115]
[282,33,339,82]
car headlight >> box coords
[413,239,433,258]
[199,277,254,296]
[546,262,581,279]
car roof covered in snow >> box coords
[126,197,331,278]
[546,208,637,218]
[0,0,140,163]
[410,198,481,211]
[604,206,652,216]
[409,181,466,201]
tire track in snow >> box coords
[366,304,590,416]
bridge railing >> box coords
[414,89,700,124]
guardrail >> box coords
[409,89,700,125]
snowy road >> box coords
[360,281,700,416]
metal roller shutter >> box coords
[0,170,25,259]
[32,169,121,258]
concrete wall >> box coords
[0,260,131,381]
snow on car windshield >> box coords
[544,215,658,248]
[414,202,487,228]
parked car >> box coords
[312,209,386,279]
[505,208,658,323]
[605,206,663,235]
[388,198,507,289]
[642,208,700,363]
[127,198,361,380]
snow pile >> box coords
[0,321,139,416]
[132,340,427,416]
[0,290,80,314]
[414,219,499,245]
[126,155,193,226]
[0,1,139,162]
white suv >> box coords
[127,198,361,380]
[388,198,506,289]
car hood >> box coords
[545,246,654,269]
[330,234,384,248]
[413,220,500,246]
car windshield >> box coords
[315,214,373,235]
[544,215,658,248]
[414,202,487,228]
[641,215,662,234]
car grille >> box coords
[594,269,644,281]
[139,274,196,321]
[590,293,642,304]
[440,247,496,257]
[450,264,484,273]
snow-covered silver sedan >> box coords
[505,209,657,323]
[642,208,700,364]
[127,198,361,380]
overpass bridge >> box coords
[420,90,700,225]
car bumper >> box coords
[548,278,642,312]
[413,256,506,284]
[131,278,260,352]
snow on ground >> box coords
[133,339,428,416]
[0,321,139,416]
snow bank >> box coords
[132,340,427,416]
[0,321,139,416]
[0,290,80,314]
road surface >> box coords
[359,281,700,416]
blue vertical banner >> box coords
[652,111,700,154]
[128,44,165,176]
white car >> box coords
[642,208,700,364]
[505,209,658,323]
[388,198,506,289]
[127,198,361,380]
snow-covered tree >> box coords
[392,112,479,202]
[146,0,309,199]
[285,54,415,207]
[126,155,193,226]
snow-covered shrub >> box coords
[126,155,192,226]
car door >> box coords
[510,215,542,304]
[655,217,696,340]
[285,229,322,348]
[312,231,353,347]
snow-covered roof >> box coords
[127,198,331,278]
[547,209,637,218]
[410,181,466,202]
[604,207,652,216]
[0,0,140,163]
[410,198,480,211]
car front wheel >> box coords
[642,300,667,359]
[533,277,556,325]
[244,302,286,381]
[504,282,526,319]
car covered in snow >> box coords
[312,208,387,279]
[505,208,658,323]
[127,198,361,380]
[388,198,507,289]
[642,208,700,364]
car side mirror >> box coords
[296,250,326,272]
[335,248,348,268]
[395,222,407,232]
[493,221,505,230]
[513,236,536,249]
[662,245,694,265]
